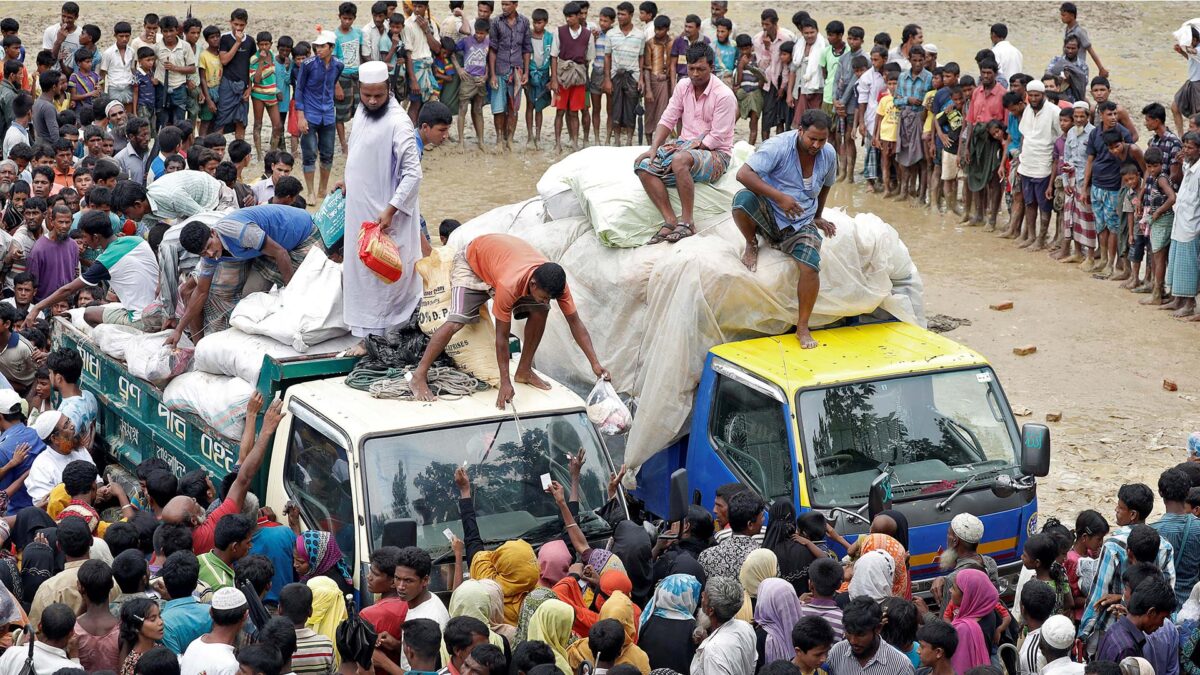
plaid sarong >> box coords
[634,139,730,187]
[733,189,822,271]
[1063,180,1097,249]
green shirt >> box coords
[820,44,846,104]
[196,552,235,601]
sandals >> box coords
[663,223,695,243]
[646,224,675,245]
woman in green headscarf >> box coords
[528,599,575,675]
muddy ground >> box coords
[14,1,1200,522]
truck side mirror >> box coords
[668,469,689,523]
[382,518,418,549]
[1020,423,1051,477]
[868,472,891,519]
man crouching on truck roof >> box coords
[22,210,165,334]
[732,108,838,349]
[409,233,610,408]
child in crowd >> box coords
[875,71,900,197]
[798,557,844,642]
[455,19,489,151]
[525,8,553,150]
[1140,147,1176,304]
[67,49,100,111]
[935,84,965,215]
[382,14,406,103]
[790,616,835,675]
[915,620,958,675]
[26,366,51,424]
[198,25,222,136]
[1021,532,1073,617]
[644,15,673,134]
[273,36,294,152]
[587,6,614,145]
[1068,509,1109,621]
[433,37,460,113]
[1117,163,1145,290]
[734,34,763,146]
[131,47,157,127]
[249,31,282,158]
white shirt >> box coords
[180,637,240,675]
[0,640,81,674]
[42,23,82,70]
[403,17,440,62]
[1042,656,1085,675]
[691,619,757,675]
[1017,102,1061,178]
[1174,158,1200,242]
[362,22,388,61]
[3,122,28,159]
[401,595,450,669]
[251,177,276,205]
[27,446,94,502]
[101,44,136,89]
[992,40,1024,79]
[1017,627,1046,675]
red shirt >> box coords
[191,497,240,555]
[966,82,1007,125]
[362,597,409,675]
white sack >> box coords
[125,331,195,385]
[456,202,925,474]
[91,324,142,361]
[163,372,254,440]
[229,248,349,352]
[194,328,360,384]
[1174,19,1200,47]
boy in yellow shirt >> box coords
[874,71,900,195]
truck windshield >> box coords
[361,411,614,556]
[797,367,1020,507]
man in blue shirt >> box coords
[249,519,296,608]
[293,30,344,199]
[732,108,838,350]
[166,205,318,348]
[160,550,214,655]
[0,388,43,511]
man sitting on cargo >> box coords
[166,204,320,346]
[732,108,839,349]
[22,211,165,333]
[409,233,609,408]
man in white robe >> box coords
[342,61,425,346]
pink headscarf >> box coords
[950,568,1000,674]
[538,540,572,587]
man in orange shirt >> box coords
[410,233,609,408]
[51,138,75,188]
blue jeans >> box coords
[160,85,188,128]
[301,122,336,172]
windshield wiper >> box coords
[942,416,986,461]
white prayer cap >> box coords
[1041,615,1076,649]
[923,43,938,53]
[1073,100,1091,111]
[105,100,125,116]
[1026,80,1046,93]
[360,60,389,84]
[211,587,248,611]
[32,411,62,441]
[313,30,337,46]
[950,512,984,544]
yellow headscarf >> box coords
[442,580,506,664]
[566,591,651,675]
[469,540,539,625]
[528,599,574,675]
[306,576,348,669]
[738,548,778,598]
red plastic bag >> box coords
[358,220,404,283]
[286,100,298,137]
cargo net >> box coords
[344,323,487,400]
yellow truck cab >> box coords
[633,319,1049,593]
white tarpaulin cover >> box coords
[451,198,925,474]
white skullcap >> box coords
[950,512,984,544]
[1041,615,1076,649]
[923,43,938,53]
[1073,100,1091,111]
[32,411,62,441]
[360,60,389,84]
[211,587,248,611]
[1026,80,1046,93]
[105,100,125,116]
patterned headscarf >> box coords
[639,573,701,632]
[296,531,353,584]
[56,502,100,533]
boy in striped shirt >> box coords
[281,582,335,674]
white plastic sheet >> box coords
[91,324,142,361]
[454,199,925,473]
[229,247,349,352]
[163,372,254,440]
[193,328,360,385]
[125,331,195,385]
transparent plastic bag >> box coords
[586,378,632,436]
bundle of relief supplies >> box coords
[358,220,404,283]
[585,378,632,436]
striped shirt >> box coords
[1151,512,1200,606]
[1017,628,1044,675]
[799,598,844,642]
[196,552,234,601]
[293,627,335,674]
[826,638,915,675]
[605,25,644,74]
[1079,525,1176,639]
[145,170,229,223]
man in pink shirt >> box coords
[962,59,1007,228]
[635,42,737,244]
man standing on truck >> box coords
[732,108,839,350]
[409,233,609,408]
[340,60,426,357]
[166,204,319,344]
[23,211,164,333]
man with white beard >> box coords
[341,60,424,355]
[929,512,1000,606]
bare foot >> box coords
[797,328,819,349]
[1132,283,1153,294]
[1186,312,1200,322]
[1140,292,1165,305]
[410,374,437,402]
[1159,299,1184,311]
[741,242,759,272]
[514,368,552,390]
[1172,306,1195,318]
[345,341,368,357]
[1031,240,1046,252]
[1060,253,1083,264]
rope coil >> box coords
[345,365,482,400]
